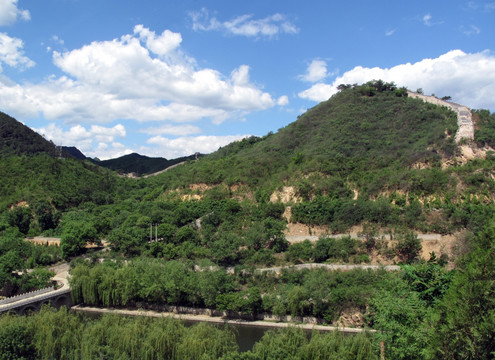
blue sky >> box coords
[1,0,494,159]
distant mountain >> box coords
[93,152,202,176]
[62,146,87,160]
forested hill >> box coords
[92,152,202,176]
[0,111,73,158]
[158,81,459,194]
[3,82,495,360]
[0,111,124,212]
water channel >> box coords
[75,309,318,353]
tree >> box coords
[60,220,98,258]
[263,218,288,252]
[0,250,23,289]
[368,278,427,360]
[395,231,422,264]
[33,201,56,231]
[425,226,495,359]
[7,206,32,235]
[0,317,35,360]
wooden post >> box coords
[380,341,385,360]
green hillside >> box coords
[0,155,120,211]
[2,82,495,359]
[0,111,74,158]
[159,81,458,192]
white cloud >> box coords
[298,49,495,110]
[298,83,335,102]
[134,25,182,57]
[147,134,249,159]
[385,28,396,36]
[0,25,275,124]
[0,0,30,26]
[299,59,328,82]
[422,13,443,26]
[277,95,289,106]
[231,64,250,85]
[461,24,481,35]
[189,8,299,38]
[423,13,432,26]
[51,35,64,45]
[141,124,201,136]
[0,32,35,71]
[33,123,129,159]
[189,8,222,31]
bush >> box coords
[395,231,422,263]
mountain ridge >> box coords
[0,111,201,176]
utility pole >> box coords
[150,223,158,242]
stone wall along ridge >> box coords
[407,91,474,143]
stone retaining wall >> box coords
[132,302,320,324]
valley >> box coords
[1,81,495,359]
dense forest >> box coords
[1,81,495,359]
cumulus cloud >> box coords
[133,25,182,57]
[299,59,328,82]
[38,128,250,159]
[277,95,289,106]
[34,123,129,159]
[298,50,495,110]
[0,0,30,26]
[298,83,335,102]
[0,25,275,124]
[141,124,201,136]
[147,134,250,159]
[189,8,299,38]
[0,32,35,71]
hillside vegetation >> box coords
[1,81,495,359]
[0,112,61,158]
[162,81,457,190]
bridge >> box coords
[0,263,72,315]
